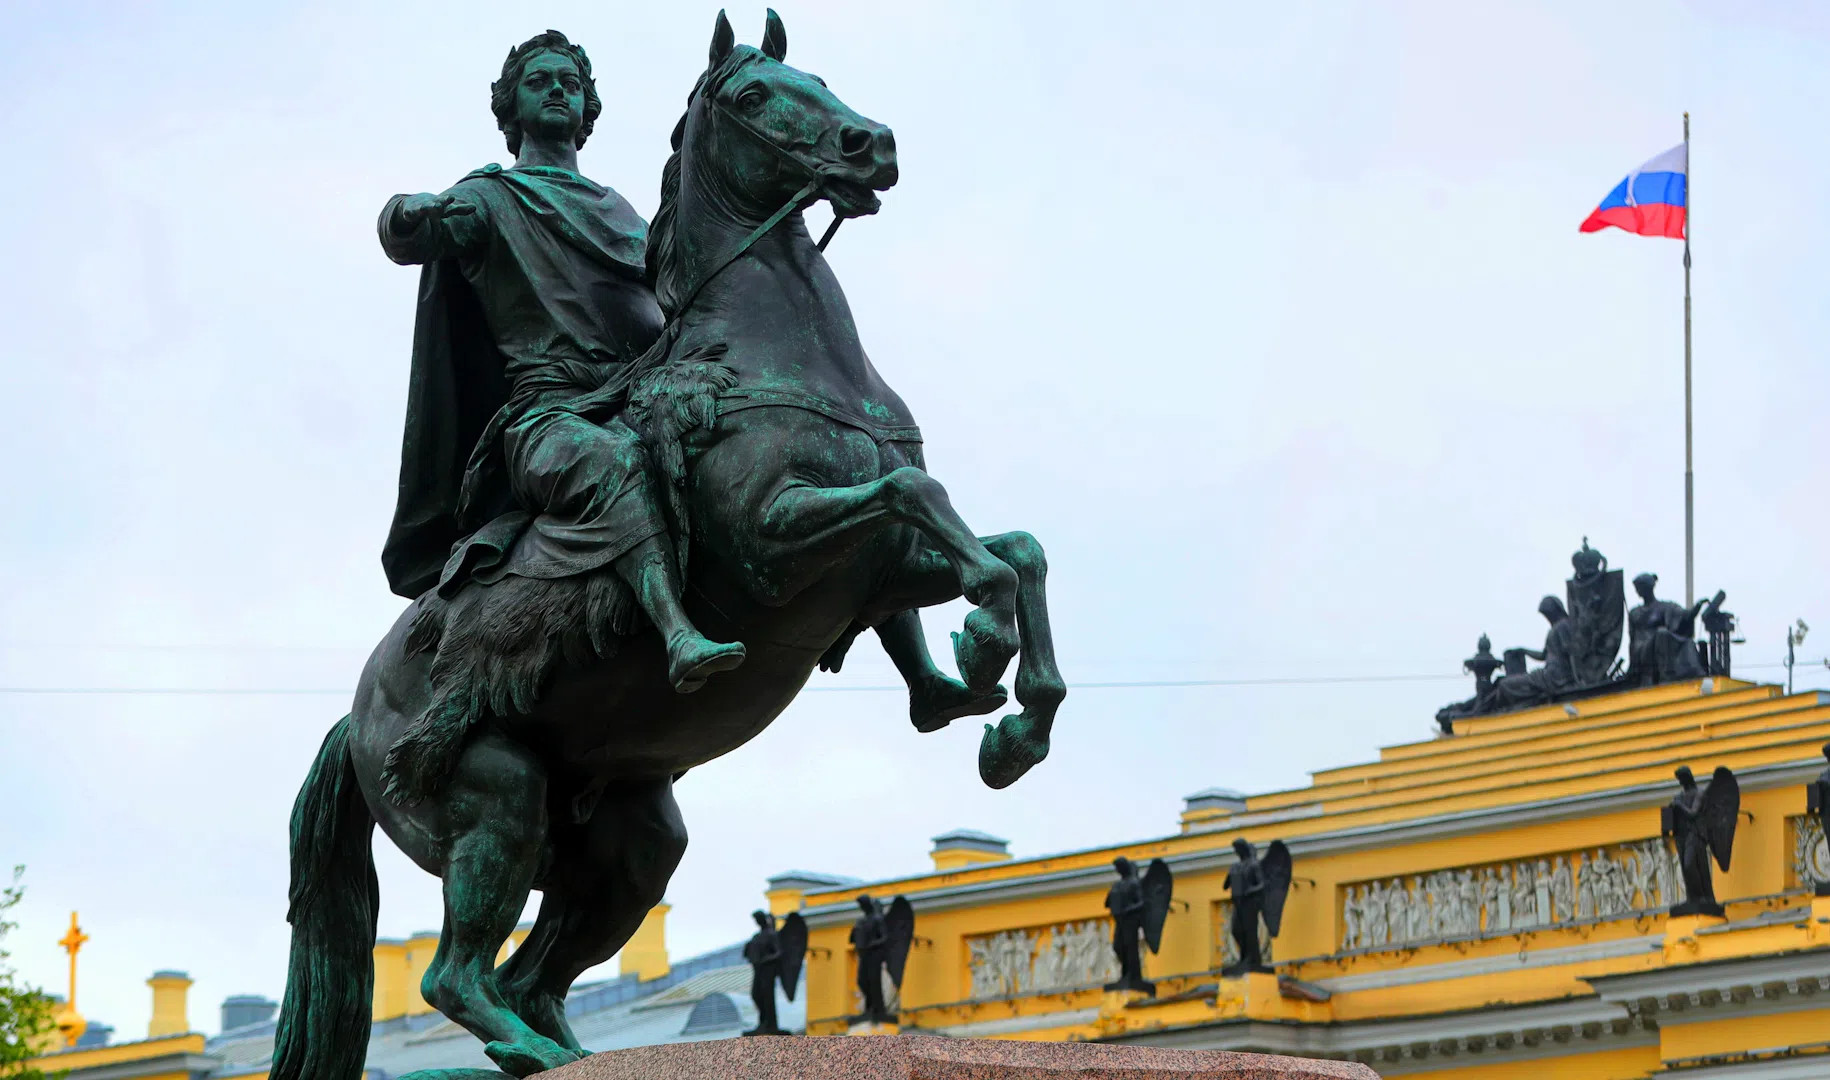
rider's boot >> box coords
[615,535,746,693]
[877,610,1006,732]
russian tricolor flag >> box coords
[1580,143,1687,238]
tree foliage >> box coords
[0,867,57,1079]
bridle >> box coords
[661,64,852,324]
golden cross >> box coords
[57,913,88,1008]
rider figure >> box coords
[378,31,743,692]
[381,30,1004,728]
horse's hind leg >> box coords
[760,467,1019,691]
[419,734,580,1078]
[496,776,687,1049]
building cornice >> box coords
[57,1051,220,1080]
[1583,945,1830,1023]
[799,758,1823,929]
[1109,995,1654,1073]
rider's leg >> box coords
[613,536,745,693]
[509,412,743,693]
[874,610,1006,732]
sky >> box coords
[3,0,1829,1044]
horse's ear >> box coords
[710,10,735,67]
[761,8,787,62]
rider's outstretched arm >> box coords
[378,187,487,265]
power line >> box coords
[1,662,1821,699]
[0,672,1469,697]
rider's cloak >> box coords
[379,164,651,599]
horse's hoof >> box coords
[952,609,1017,694]
[978,710,1050,789]
[911,677,1007,733]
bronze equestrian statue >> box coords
[271,14,1064,1079]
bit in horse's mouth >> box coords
[824,179,882,217]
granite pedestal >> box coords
[535,1034,1376,1079]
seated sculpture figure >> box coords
[1626,572,1707,686]
[1438,597,1577,725]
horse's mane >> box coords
[648,48,765,318]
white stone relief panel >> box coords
[964,919,1123,1000]
[1338,838,1684,951]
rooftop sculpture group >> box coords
[271,15,1066,1080]
[1437,540,1735,731]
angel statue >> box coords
[742,910,806,1036]
[850,895,913,1025]
[1103,856,1173,996]
[1662,765,1740,917]
[1223,838,1293,975]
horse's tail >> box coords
[271,715,378,1080]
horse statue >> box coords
[271,12,1064,1078]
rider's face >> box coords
[515,52,585,148]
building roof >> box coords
[188,943,802,1080]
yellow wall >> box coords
[1660,1007,1830,1062]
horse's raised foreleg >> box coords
[877,610,1008,732]
[419,734,581,1078]
[876,532,1065,788]
[760,466,1019,691]
[495,776,687,1049]
[976,531,1065,788]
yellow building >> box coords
[782,678,1830,1078]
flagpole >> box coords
[1683,112,1694,608]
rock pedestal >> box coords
[537,1034,1376,1079]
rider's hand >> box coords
[398,192,478,225]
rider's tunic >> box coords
[379,164,667,597]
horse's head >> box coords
[686,9,897,222]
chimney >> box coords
[764,870,861,915]
[219,995,277,1032]
[930,829,1011,871]
[619,902,670,982]
[1181,787,1248,825]
[146,971,192,1038]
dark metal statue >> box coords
[1438,635,1503,733]
[849,895,913,1025]
[1436,541,1739,729]
[741,910,806,1036]
[1564,539,1626,687]
[1104,857,1172,996]
[1221,838,1292,976]
[1700,591,1736,677]
[271,16,1065,1080]
[1627,573,1707,686]
[1808,743,1830,897]
[1662,765,1740,917]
